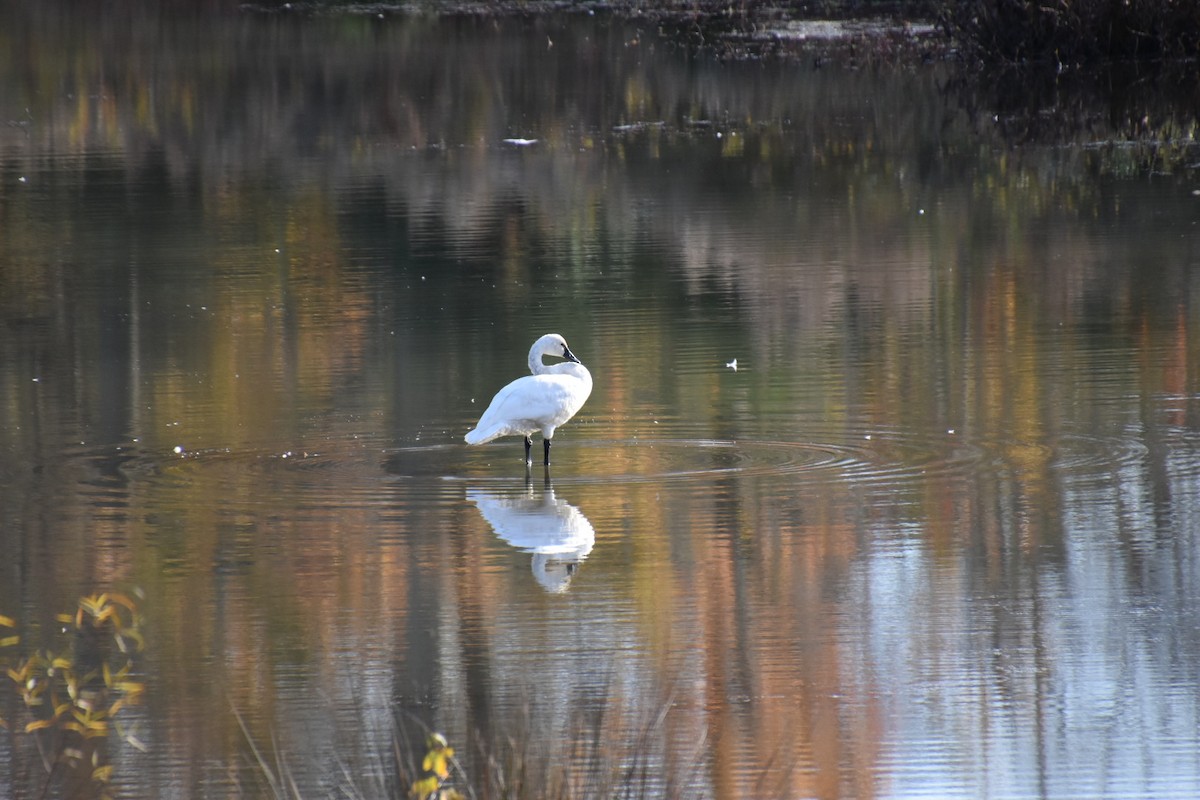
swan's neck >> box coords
[529,349,547,375]
[529,347,589,383]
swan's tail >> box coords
[465,426,504,445]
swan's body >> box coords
[465,333,592,465]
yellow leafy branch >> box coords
[409,733,467,800]
[0,590,147,791]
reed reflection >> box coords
[467,476,595,593]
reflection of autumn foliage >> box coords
[0,6,1197,799]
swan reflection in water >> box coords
[467,479,595,593]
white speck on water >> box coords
[918,208,925,215]
[725,358,738,371]
[173,445,184,454]
[948,428,956,434]
[31,377,38,382]
[18,176,27,183]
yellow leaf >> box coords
[409,776,440,798]
[0,635,20,648]
[103,663,112,688]
[115,681,145,698]
[51,657,72,671]
[423,750,452,779]
[107,593,137,611]
[55,614,74,625]
[25,719,54,732]
[0,614,15,628]
[92,764,114,782]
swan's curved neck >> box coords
[528,348,547,375]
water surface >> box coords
[1,5,1199,799]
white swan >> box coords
[464,333,593,465]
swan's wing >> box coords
[466,374,587,443]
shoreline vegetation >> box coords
[242,0,1200,68]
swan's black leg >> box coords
[543,438,552,466]
[524,435,533,464]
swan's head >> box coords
[529,333,581,370]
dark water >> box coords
[2,4,1200,799]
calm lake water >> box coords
[2,4,1200,799]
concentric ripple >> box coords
[99,427,1155,499]
[444,430,990,489]
[1048,432,1150,474]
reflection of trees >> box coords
[948,61,1200,173]
[1,6,1199,798]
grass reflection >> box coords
[237,687,715,800]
